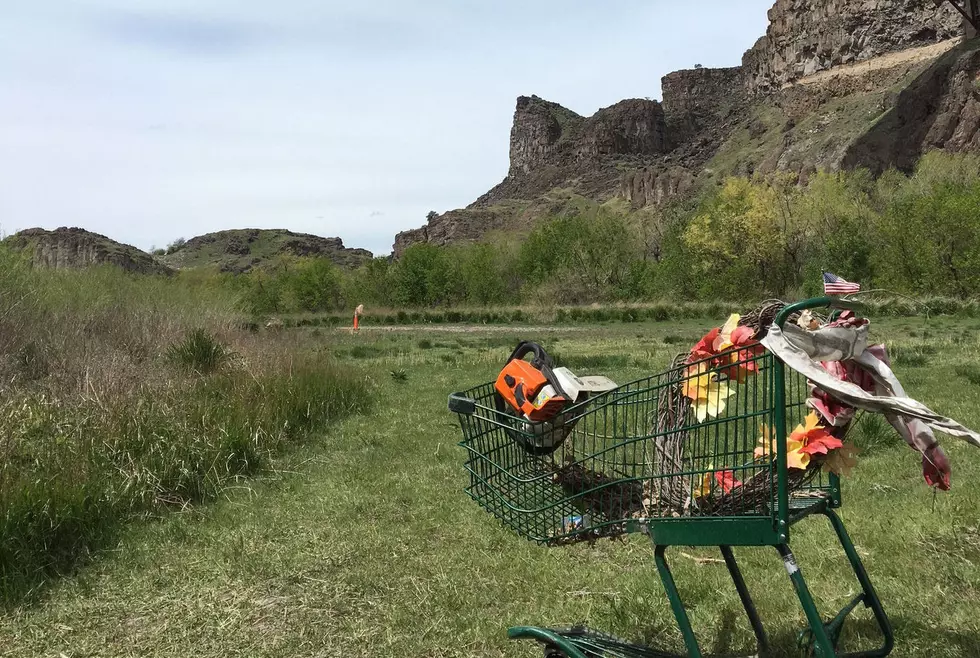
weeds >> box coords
[0,249,373,603]
[889,344,934,368]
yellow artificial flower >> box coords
[693,468,715,499]
[754,423,776,460]
[715,313,741,351]
[682,364,734,422]
[786,438,811,470]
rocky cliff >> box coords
[4,227,173,275]
[742,0,962,92]
[507,96,668,177]
[393,0,973,256]
[843,40,980,172]
[661,66,748,151]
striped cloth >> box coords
[823,271,861,295]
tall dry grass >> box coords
[0,248,372,602]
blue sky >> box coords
[0,1,773,255]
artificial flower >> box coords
[786,437,811,470]
[722,330,765,382]
[714,314,742,351]
[694,464,742,498]
[700,313,764,382]
[754,423,777,460]
[682,363,734,422]
[823,444,860,477]
[714,469,742,493]
[790,412,844,456]
[690,327,722,362]
[754,416,828,471]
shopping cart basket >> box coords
[449,298,893,658]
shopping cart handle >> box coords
[774,296,865,329]
[448,393,476,415]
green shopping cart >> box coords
[449,298,894,658]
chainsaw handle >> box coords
[775,297,865,329]
[505,341,553,370]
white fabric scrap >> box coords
[761,323,980,449]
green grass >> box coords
[279,296,980,330]
[2,317,980,656]
[0,250,374,604]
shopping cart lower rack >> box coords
[449,298,893,658]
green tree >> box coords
[391,244,460,306]
[682,176,803,299]
[287,258,344,312]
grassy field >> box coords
[3,316,980,657]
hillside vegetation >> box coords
[237,152,980,316]
[158,228,372,273]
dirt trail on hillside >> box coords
[789,38,962,88]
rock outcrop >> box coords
[469,95,671,210]
[4,227,173,275]
[662,66,748,151]
[393,209,509,257]
[842,41,980,173]
[162,229,373,273]
[743,0,962,92]
[507,96,668,177]
[620,167,698,208]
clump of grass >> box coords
[167,329,233,374]
[349,345,385,359]
[417,339,434,350]
[851,413,895,456]
[888,344,933,368]
[954,365,980,386]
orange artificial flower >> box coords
[791,412,844,456]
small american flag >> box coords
[823,271,861,296]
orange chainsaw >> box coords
[494,341,569,423]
